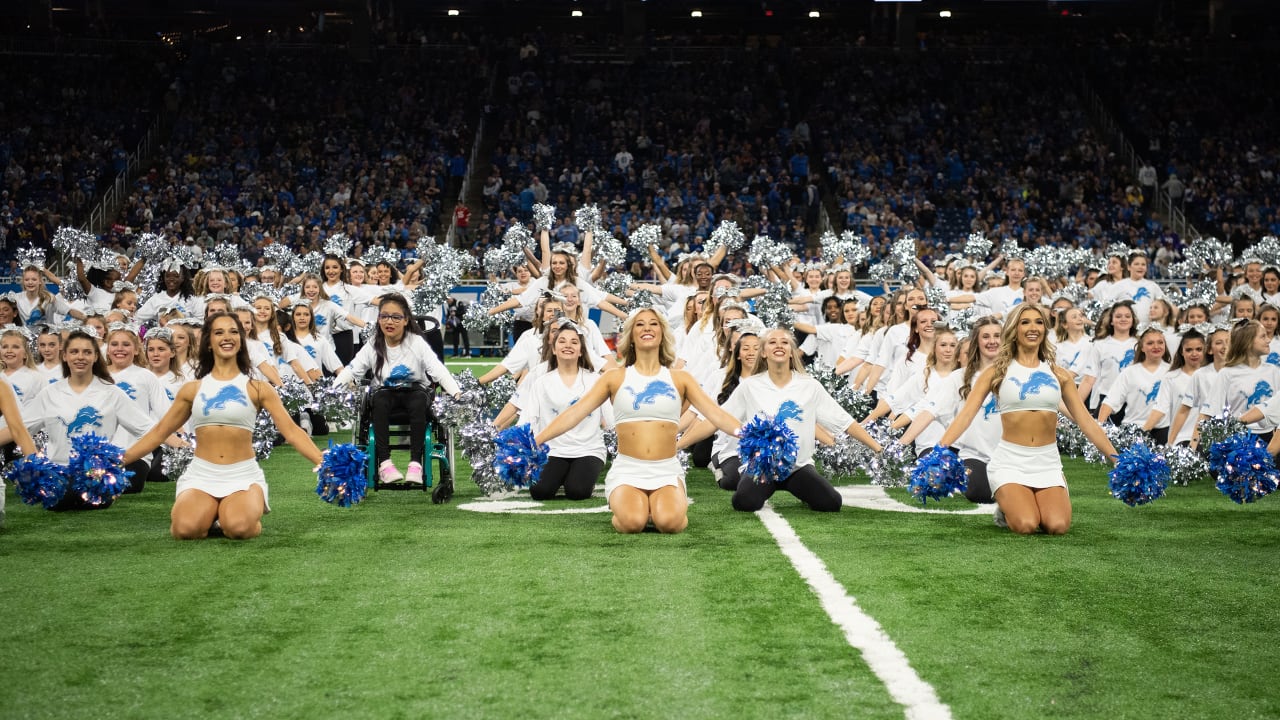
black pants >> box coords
[370,387,431,465]
[1146,427,1169,446]
[530,455,603,501]
[148,450,169,485]
[690,437,713,469]
[123,459,148,495]
[724,459,842,512]
[963,458,993,504]
[715,455,739,490]
[333,330,356,366]
[424,327,445,363]
[511,320,532,349]
[448,325,470,357]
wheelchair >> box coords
[353,382,455,503]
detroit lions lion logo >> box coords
[314,314,327,328]
[305,346,318,359]
[1118,349,1135,371]
[117,381,137,400]
[629,380,677,410]
[982,394,999,420]
[1145,381,1161,404]
[1008,371,1059,400]
[1067,351,1081,368]
[330,294,343,306]
[199,385,250,415]
[1266,352,1280,367]
[385,364,415,387]
[1246,382,1274,406]
[776,400,805,424]
[1133,287,1152,302]
[64,406,104,435]
[28,308,43,323]
[165,388,174,401]
[9,384,21,399]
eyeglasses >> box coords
[379,314,407,322]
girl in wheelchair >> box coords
[336,294,460,485]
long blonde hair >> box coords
[616,309,676,367]
[990,304,1057,393]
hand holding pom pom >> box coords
[1108,443,1169,506]
[5,454,67,509]
[66,433,132,508]
[493,423,549,489]
[910,446,967,505]
[315,442,369,507]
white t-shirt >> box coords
[721,372,856,469]
[1104,362,1172,429]
[517,367,613,460]
[26,378,154,464]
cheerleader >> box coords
[1091,251,1128,306]
[555,283,614,365]
[110,283,140,316]
[230,308,286,387]
[489,243,625,322]
[949,257,1026,320]
[136,263,197,324]
[834,295,887,376]
[1262,267,1280,307]
[317,254,368,363]
[936,305,1118,535]
[859,286,929,393]
[0,296,20,326]
[862,307,941,424]
[73,256,143,312]
[478,295,567,386]
[23,329,156,510]
[1091,301,1138,416]
[499,262,538,343]
[123,312,325,539]
[1054,307,1098,401]
[1170,324,1229,445]
[167,320,201,377]
[1,326,44,411]
[705,325,764,487]
[1258,303,1280,366]
[34,326,64,385]
[335,294,461,486]
[1162,330,1207,446]
[1098,325,1173,444]
[16,265,84,325]
[286,302,343,378]
[1112,252,1165,322]
[105,324,174,488]
[793,298,860,369]
[883,324,960,435]
[249,295,313,384]
[684,327,883,513]
[516,319,614,501]
[898,316,1005,503]
[1194,319,1280,446]
[285,274,368,346]
[188,268,244,319]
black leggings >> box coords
[690,437,713,469]
[333,330,355,365]
[963,458,993,504]
[370,387,431,465]
[51,458,147,510]
[722,458,842,512]
[529,456,604,501]
[123,459,148,495]
[147,449,169,485]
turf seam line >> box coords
[756,504,952,720]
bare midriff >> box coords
[1001,409,1058,448]
[616,420,679,461]
[194,426,256,464]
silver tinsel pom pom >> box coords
[253,410,277,461]
[820,230,850,265]
[707,220,746,254]
[411,242,475,316]
[594,231,626,269]
[747,234,792,269]
[599,272,634,297]
[575,204,603,237]
[262,243,295,272]
[433,370,487,428]
[628,224,663,252]
[310,378,359,428]
[1197,413,1247,459]
[288,251,324,279]
[212,242,244,270]
[162,435,195,479]
[866,436,912,487]
[842,232,870,268]
[457,419,502,495]
[60,279,86,303]
[324,233,353,258]
[53,226,100,261]
[1184,237,1232,270]
[964,232,992,260]
[814,434,867,480]
[999,237,1024,261]
[1056,414,1090,458]
[603,428,618,458]
[502,222,535,253]
[532,203,557,232]
[1165,259,1202,280]
[1084,423,1148,465]
[754,282,795,329]
[1024,246,1073,279]
[1250,236,1280,268]
[16,245,46,270]
[1163,443,1209,486]
[485,374,517,416]
[924,285,949,316]
[276,376,314,416]
[868,262,895,286]
[464,284,512,332]
[627,289,657,310]
[132,232,170,266]
[484,244,527,276]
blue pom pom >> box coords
[909,446,967,504]
[315,441,369,507]
[493,423,549,489]
[1108,443,1170,507]
[737,413,799,485]
[1208,433,1280,504]
[66,433,132,508]
[4,454,67,509]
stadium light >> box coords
[691,10,703,18]
[809,11,820,18]
[447,9,460,16]
[571,9,583,17]
[939,10,952,18]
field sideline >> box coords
[1,360,1278,719]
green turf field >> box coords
[3,359,1278,718]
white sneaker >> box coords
[405,462,424,485]
[993,506,1008,528]
[378,460,404,483]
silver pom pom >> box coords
[999,237,1024,261]
[484,244,527,276]
[707,220,746,254]
[162,436,196,480]
[532,203,557,232]
[594,231,626,269]
[627,289,657,310]
[868,262,895,286]
[464,284,512,332]
[599,272,634,297]
[1163,443,1208,486]
[16,245,46,270]
[1024,246,1072,280]
[814,434,867,480]
[747,234,791,269]
[53,226,100,261]
[262,242,295,272]
[276,377,314,416]
[842,232,870,268]
[287,251,324,279]
[603,428,618,458]
[754,282,795,329]
[820,230,851,265]
[1250,236,1280,268]
[865,437,912,487]
[324,233,353,258]
[575,205,603,237]
[485,374,517,416]
[133,233,171,265]
[310,378,359,429]
[253,410,277,461]
[1056,414,1090,458]
[1084,423,1148,465]
[433,370,488,428]
[458,419,502,495]
[1184,237,1232,271]
[1196,413,1247,459]
[628,224,663,252]
[411,241,475,316]
[964,232,993,260]
[212,242,244,270]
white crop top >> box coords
[998,361,1062,413]
[612,366,682,425]
[191,374,258,432]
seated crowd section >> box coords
[0,26,1275,280]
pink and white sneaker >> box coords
[378,460,404,484]
[405,462,424,485]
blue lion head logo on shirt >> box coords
[199,385,249,415]
[305,346,318,359]
[65,406,103,435]
[1118,349,1135,371]
[1132,287,1152,302]
[117,381,137,400]
[1266,352,1280,367]
[165,388,174,401]
[629,380,677,410]
[776,399,805,424]
[1145,381,1162,404]
[1008,371,1059,400]
[9,383,22,399]
[1247,382,1274,406]
[314,314,327,328]
[982,394,999,420]
[385,364,415,387]
[330,294,343,307]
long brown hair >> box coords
[197,312,253,378]
[542,321,594,373]
[61,330,115,383]
[960,316,1002,400]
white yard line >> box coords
[756,504,952,720]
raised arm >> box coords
[648,245,672,281]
